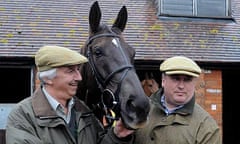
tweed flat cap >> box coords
[160,56,201,77]
[35,45,88,72]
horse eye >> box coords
[94,47,103,57]
[149,84,153,87]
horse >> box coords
[141,72,159,97]
[77,1,150,130]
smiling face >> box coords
[162,74,198,109]
[45,65,82,106]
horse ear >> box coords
[145,72,150,80]
[150,72,154,79]
[89,1,101,33]
[112,5,128,32]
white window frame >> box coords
[158,0,231,18]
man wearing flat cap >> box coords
[134,56,222,144]
[6,45,135,144]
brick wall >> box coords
[195,69,223,135]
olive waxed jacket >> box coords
[6,87,133,144]
[134,89,222,144]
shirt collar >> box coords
[42,86,74,111]
[160,95,184,115]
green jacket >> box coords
[134,89,222,144]
[6,88,133,144]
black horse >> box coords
[77,1,150,130]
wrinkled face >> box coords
[87,33,150,129]
[48,65,82,102]
[162,74,197,109]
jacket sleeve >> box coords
[91,116,134,144]
[5,105,44,144]
[99,127,134,144]
[196,116,222,144]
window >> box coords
[158,0,230,18]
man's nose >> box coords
[74,69,82,81]
[177,79,185,88]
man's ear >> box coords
[43,78,53,85]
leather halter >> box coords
[86,31,133,127]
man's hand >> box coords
[113,119,134,138]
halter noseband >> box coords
[86,32,133,127]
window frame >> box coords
[158,0,231,19]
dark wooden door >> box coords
[0,130,6,144]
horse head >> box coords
[141,72,159,97]
[77,1,150,130]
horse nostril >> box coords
[126,97,150,118]
[127,99,136,112]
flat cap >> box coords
[160,56,201,77]
[35,45,88,72]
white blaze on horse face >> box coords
[112,38,119,47]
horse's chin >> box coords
[120,111,149,130]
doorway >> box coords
[0,66,32,144]
[0,67,32,103]
[222,69,240,143]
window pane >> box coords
[159,0,229,17]
[161,0,193,16]
[197,0,226,17]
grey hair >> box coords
[37,68,57,85]
[161,72,166,77]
